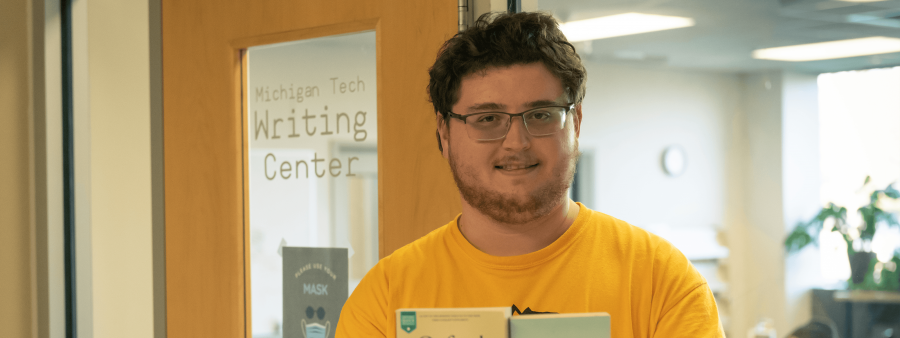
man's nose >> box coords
[502,116,531,150]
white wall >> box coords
[85,0,155,337]
[579,62,737,232]
[782,72,825,334]
[728,72,789,337]
[725,71,824,338]
[8,0,158,335]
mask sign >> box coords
[247,31,377,338]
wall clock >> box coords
[662,145,686,177]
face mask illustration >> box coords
[301,320,329,338]
[301,306,330,338]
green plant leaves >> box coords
[784,203,847,253]
[785,224,814,254]
[783,179,900,291]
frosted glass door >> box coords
[247,31,377,338]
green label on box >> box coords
[399,311,416,333]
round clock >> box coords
[661,145,686,177]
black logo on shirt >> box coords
[511,304,557,315]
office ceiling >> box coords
[539,0,900,73]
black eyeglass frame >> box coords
[444,103,576,140]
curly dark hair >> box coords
[427,11,587,151]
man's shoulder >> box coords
[583,207,709,304]
[579,207,673,252]
[579,207,694,277]
[379,219,456,269]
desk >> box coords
[813,289,900,338]
[835,290,900,304]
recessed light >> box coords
[559,13,695,43]
[752,37,900,61]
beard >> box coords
[448,141,579,225]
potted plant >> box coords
[785,177,900,290]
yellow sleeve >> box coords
[645,234,725,338]
[652,283,725,338]
[336,258,390,338]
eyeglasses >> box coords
[446,103,575,141]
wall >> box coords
[782,72,824,334]
[579,62,738,232]
[0,0,36,337]
[86,0,155,337]
[1,0,156,336]
[728,72,789,337]
[727,72,824,337]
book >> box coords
[510,312,611,338]
[283,247,348,338]
[395,307,512,338]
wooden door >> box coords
[162,1,460,336]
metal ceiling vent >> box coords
[780,0,900,29]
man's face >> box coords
[438,62,582,224]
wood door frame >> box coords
[163,1,460,337]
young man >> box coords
[337,12,724,337]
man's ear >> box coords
[573,104,583,138]
[435,113,450,160]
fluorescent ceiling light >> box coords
[559,13,695,42]
[837,0,886,2]
[752,37,900,61]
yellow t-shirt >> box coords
[337,204,725,337]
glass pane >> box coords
[247,31,377,338]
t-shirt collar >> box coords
[447,202,590,270]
